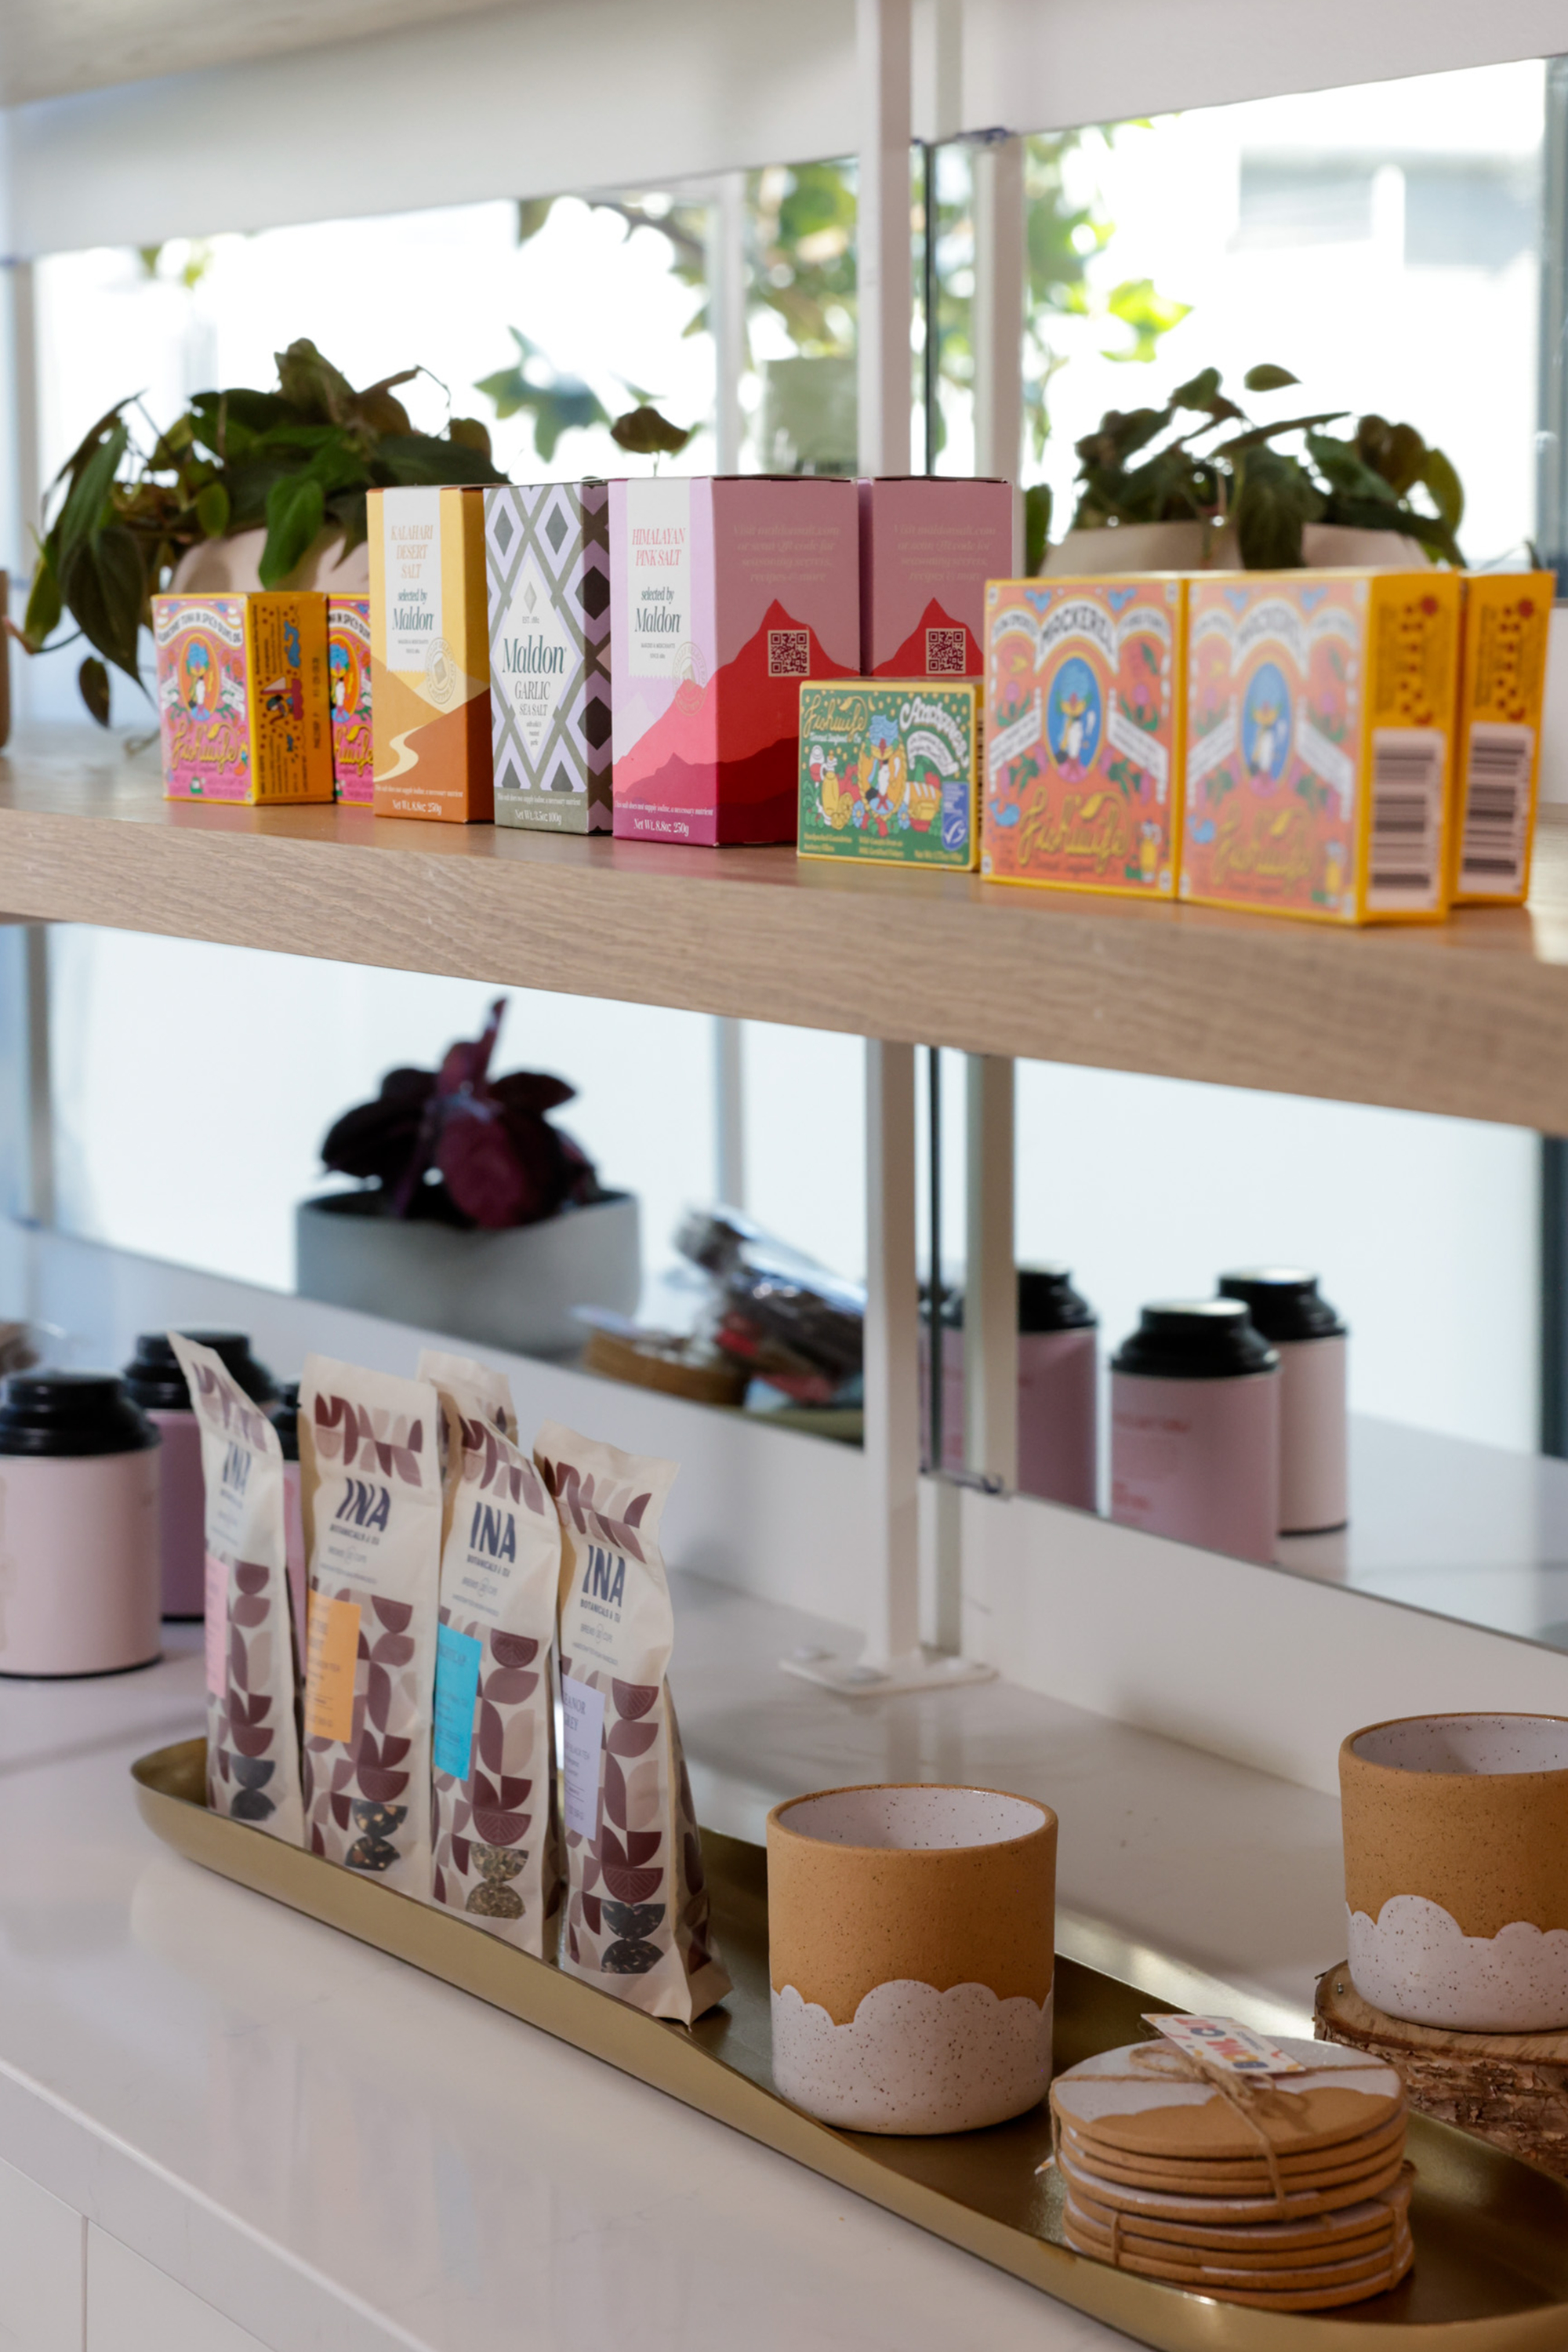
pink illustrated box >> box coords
[610,475,859,844]
[859,476,1014,678]
[328,596,373,804]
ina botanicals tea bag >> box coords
[299,1356,442,1890]
[537,1421,731,2022]
[171,1334,305,1842]
[430,1410,561,1947]
[416,1350,517,1443]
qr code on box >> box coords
[768,630,811,678]
[925,627,967,677]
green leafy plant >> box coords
[22,339,503,723]
[1068,362,1465,568]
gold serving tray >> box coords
[134,1737,1568,2348]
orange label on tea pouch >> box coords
[205,1551,228,1698]
[304,1595,361,1742]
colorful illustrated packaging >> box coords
[609,475,858,845]
[169,1333,303,1844]
[368,485,495,822]
[328,595,373,804]
[430,1409,561,1949]
[1180,571,1463,925]
[153,591,332,804]
[797,678,980,868]
[485,482,612,834]
[1449,571,1553,906]
[298,1356,443,1890]
[538,1421,731,2022]
[858,476,1013,677]
[982,576,1185,898]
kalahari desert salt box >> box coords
[982,575,1185,897]
[859,476,1013,677]
[368,485,494,822]
[610,475,858,844]
[485,482,612,833]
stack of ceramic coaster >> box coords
[1049,2034,1414,2311]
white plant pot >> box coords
[295,1191,641,1359]
[170,527,370,596]
[1043,521,1435,578]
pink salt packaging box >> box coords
[610,476,859,844]
[859,477,1014,677]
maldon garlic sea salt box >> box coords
[858,476,1014,678]
[328,595,373,804]
[485,482,612,833]
[797,678,980,869]
[369,485,495,822]
[610,475,859,844]
[982,575,1185,898]
[1180,570,1462,925]
[154,591,333,804]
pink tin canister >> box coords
[0,1373,162,1677]
[1109,1301,1279,1564]
[1219,1269,1348,1536]
[122,1331,277,1618]
[924,1267,1098,1510]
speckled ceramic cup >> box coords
[766,1783,1056,2134]
[1341,1714,1568,2031]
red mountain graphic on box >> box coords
[615,598,854,846]
[873,597,981,678]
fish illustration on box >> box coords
[1179,570,1461,924]
[981,576,1185,898]
[797,679,979,868]
[154,591,332,804]
[328,597,373,804]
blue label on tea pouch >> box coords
[434,1622,484,1781]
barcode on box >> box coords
[1367,728,1444,914]
[1460,723,1534,895]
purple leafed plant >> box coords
[320,1000,601,1231]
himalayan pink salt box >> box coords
[610,476,859,844]
[859,477,1014,678]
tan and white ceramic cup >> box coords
[766,1783,1057,2133]
[1341,1713,1568,2031]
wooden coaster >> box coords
[1067,2201,1401,2277]
[1062,2107,1406,2192]
[1062,2220,1411,2296]
[1316,1962,1568,2183]
[1063,2220,1414,2310]
[1058,2143,1408,2226]
[1052,2035,1404,2165]
[1061,2176,1412,2260]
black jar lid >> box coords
[1112,1299,1278,1381]
[0,1371,159,1456]
[1218,1269,1346,1342]
[122,1330,277,1414]
[937,1265,1096,1334]
[269,1381,300,1463]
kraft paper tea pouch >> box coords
[537,1421,731,2022]
[430,1411,561,1947]
[169,1334,304,1844]
[416,1349,517,1444]
[299,1355,442,1891]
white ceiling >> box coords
[0,0,508,105]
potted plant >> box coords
[18,339,504,723]
[296,1001,640,1359]
[1044,363,1465,576]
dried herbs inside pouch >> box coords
[430,1411,561,1947]
[537,1421,731,2022]
[170,1333,303,1842]
[299,1355,442,1890]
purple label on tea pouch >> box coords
[434,1622,484,1780]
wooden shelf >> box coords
[5,726,1568,1129]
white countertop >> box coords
[0,1577,1345,2352]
